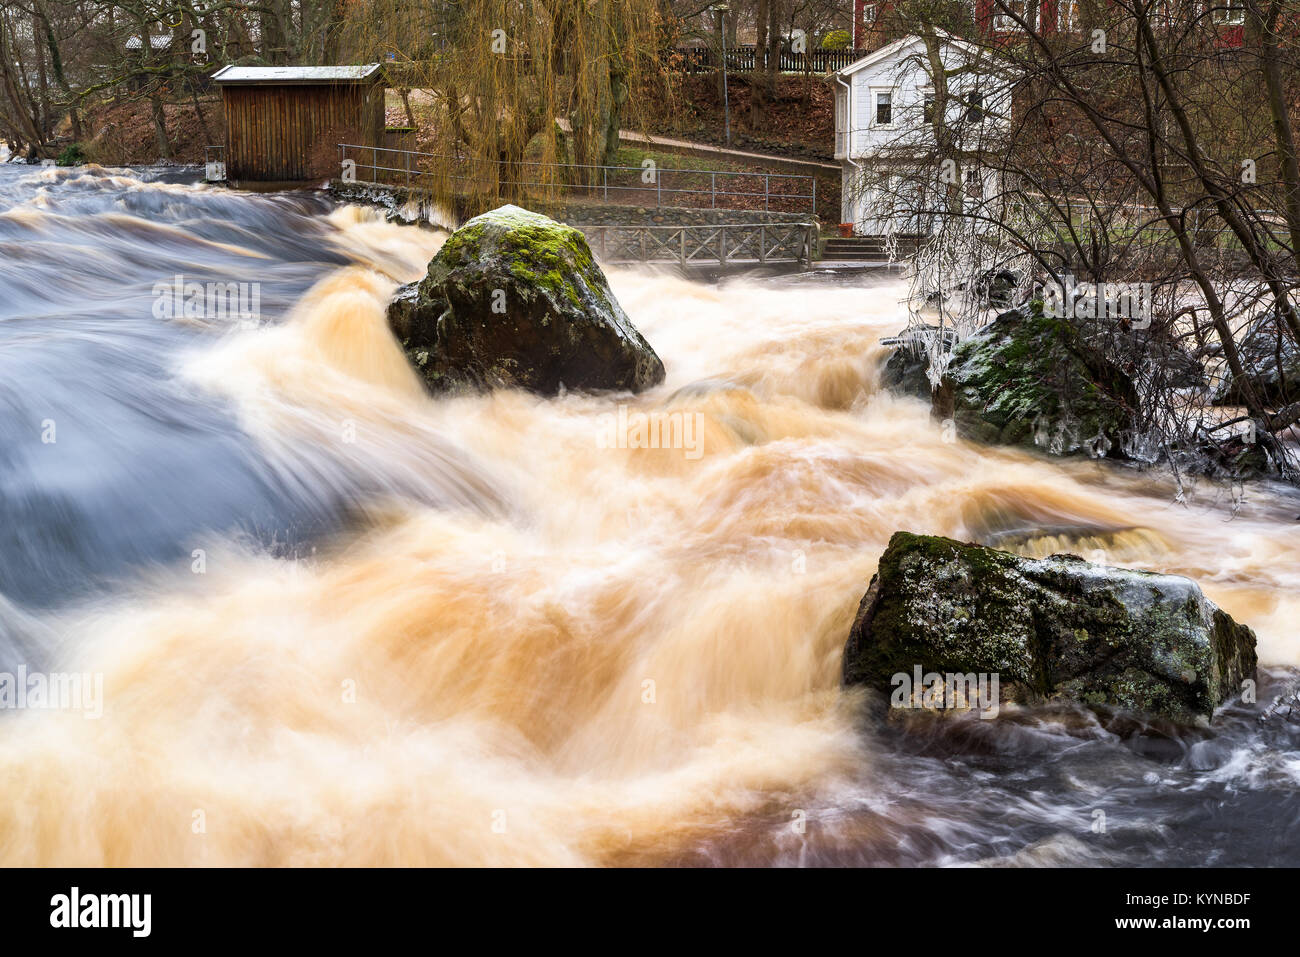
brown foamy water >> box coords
[1,179,1298,866]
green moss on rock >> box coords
[387,205,664,396]
[843,531,1257,724]
[937,304,1139,458]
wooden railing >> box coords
[577,222,818,266]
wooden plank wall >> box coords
[223,82,383,182]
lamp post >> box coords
[711,4,731,146]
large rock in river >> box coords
[933,305,1139,458]
[843,531,1257,725]
[1209,308,1300,408]
[388,205,665,395]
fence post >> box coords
[760,225,766,263]
[765,174,770,211]
[603,166,608,202]
[657,171,662,208]
[812,177,817,216]
[641,228,647,262]
[719,225,726,264]
[680,228,686,265]
[711,172,716,209]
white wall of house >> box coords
[831,34,1012,234]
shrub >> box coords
[56,143,87,166]
[821,29,851,50]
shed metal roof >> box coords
[212,64,383,85]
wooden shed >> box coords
[213,64,384,186]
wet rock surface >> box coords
[388,205,665,396]
[844,531,1257,725]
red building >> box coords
[851,0,1250,49]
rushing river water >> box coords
[0,163,1298,866]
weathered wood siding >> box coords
[222,82,383,182]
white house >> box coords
[828,33,1013,236]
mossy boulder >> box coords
[843,531,1257,725]
[935,305,1139,457]
[387,205,665,396]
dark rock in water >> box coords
[921,269,1021,308]
[882,346,932,400]
[1149,340,1206,389]
[1170,432,1277,481]
[1074,320,1206,390]
[879,326,958,401]
[935,305,1139,458]
[387,205,665,396]
[1210,309,1300,407]
[843,531,1257,725]
[973,268,1021,308]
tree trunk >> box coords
[150,94,170,159]
[752,0,769,125]
[601,65,627,167]
[766,0,781,94]
[1248,0,1300,279]
[189,88,212,144]
[714,13,726,102]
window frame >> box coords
[834,87,849,157]
[872,88,894,128]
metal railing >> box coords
[203,144,225,182]
[675,45,874,74]
[577,222,818,266]
[337,143,818,214]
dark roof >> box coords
[212,65,383,86]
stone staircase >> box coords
[818,234,927,263]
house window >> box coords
[994,0,1026,31]
[1212,0,1245,23]
[863,3,877,24]
[835,89,848,155]
[964,92,986,122]
[1058,0,1079,31]
[875,91,892,126]
[922,93,935,123]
